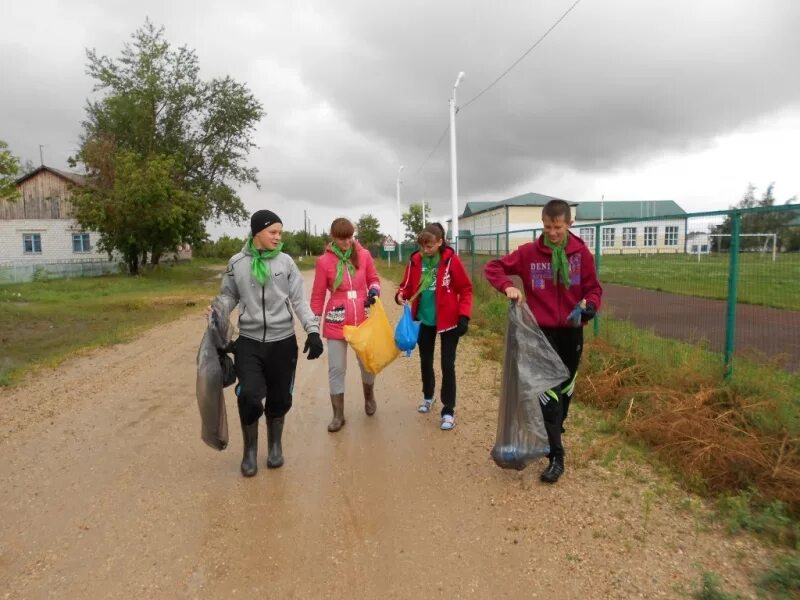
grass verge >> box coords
[0,259,226,386]
[377,257,800,597]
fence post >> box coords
[724,211,741,381]
[593,223,602,336]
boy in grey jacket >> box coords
[220,209,323,477]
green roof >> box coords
[462,202,496,217]
[461,192,572,218]
[574,200,685,220]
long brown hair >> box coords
[330,217,360,269]
[417,223,447,255]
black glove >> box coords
[581,302,597,322]
[303,332,324,360]
[455,315,469,337]
[364,287,379,308]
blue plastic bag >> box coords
[394,304,420,356]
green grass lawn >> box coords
[460,251,800,311]
[597,252,800,310]
[0,259,226,386]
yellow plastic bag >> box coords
[343,298,401,375]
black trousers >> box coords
[233,335,298,425]
[417,324,461,417]
[539,327,584,459]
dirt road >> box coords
[0,272,775,599]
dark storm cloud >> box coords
[296,0,800,204]
[2,0,798,234]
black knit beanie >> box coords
[250,210,282,236]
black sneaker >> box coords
[540,456,564,483]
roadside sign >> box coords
[382,235,396,252]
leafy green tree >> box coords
[194,235,245,259]
[70,20,265,272]
[400,203,431,242]
[0,139,21,200]
[711,184,800,251]
[73,151,204,274]
[355,214,382,246]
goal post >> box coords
[705,233,777,261]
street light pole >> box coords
[396,165,404,262]
[450,71,465,255]
[421,179,426,229]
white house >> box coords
[0,166,110,264]
[447,194,688,255]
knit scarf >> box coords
[331,243,355,290]
[413,253,440,299]
[247,236,283,286]
[543,236,571,288]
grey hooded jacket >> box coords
[220,245,320,343]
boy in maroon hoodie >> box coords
[484,199,602,483]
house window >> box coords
[23,233,42,254]
[644,226,658,247]
[622,227,637,247]
[72,233,91,253]
[664,226,679,246]
[579,227,595,248]
[601,227,615,248]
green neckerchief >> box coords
[331,243,355,290]
[543,236,571,288]
[413,252,440,299]
[247,236,284,286]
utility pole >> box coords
[450,71,465,254]
[397,165,404,262]
[39,145,46,166]
[304,209,308,256]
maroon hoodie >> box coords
[484,231,602,329]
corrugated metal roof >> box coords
[574,200,685,220]
[462,202,496,217]
[15,165,86,187]
[461,192,573,218]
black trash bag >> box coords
[491,302,570,470]
[196,295,236,450]
[217,340,237,388]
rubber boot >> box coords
[266,417,284,469]
[540,455,565,483]
[328,393,345,432]
[363,382,377,416]
[240,420,259,477]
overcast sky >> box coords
[1,0,799,240]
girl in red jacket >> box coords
[310,218,381,432]
[395,223,473,430]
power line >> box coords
[414,124,450,177]
[460,0,584,112]
[407,0,584,180]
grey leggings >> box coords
[327,339,375,395]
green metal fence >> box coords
[458,205,800,379]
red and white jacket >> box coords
[395,246,473,333]
[310,242,380,340]
[484,232,602,329]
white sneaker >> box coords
[417,398,435,413]
[440,414,455,431]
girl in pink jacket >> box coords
[310,218,381,432]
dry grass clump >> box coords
[579,337,800,514]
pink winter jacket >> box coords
[310,242,381,340]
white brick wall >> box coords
[0,219,109,263]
